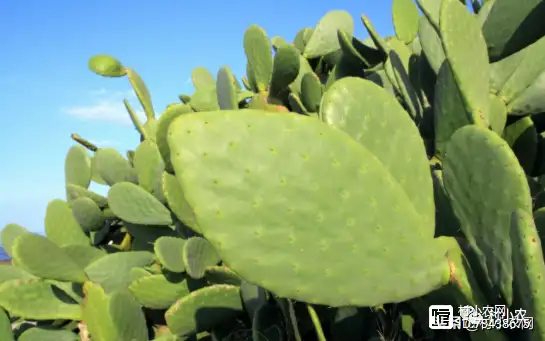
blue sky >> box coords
[0,0,394,234]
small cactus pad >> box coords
[0,308,13,341]
[12,233,87,282]
[165,284,244,337]
[129,274,190,309]
[392,0,419,44]
[0,279,83,320]
[182,237,221,279]
[154,236,187,273]
[108,182,173,226]
[88,54,126,77]
[44,199,89,247]
[64,145,92,189]
[84,251,155,293]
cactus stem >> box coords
[70,133,98,152]
[307,304,327,341]
[123,99,150,140]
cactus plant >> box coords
[3,0,545,340]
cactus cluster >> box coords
[3,0,545,340]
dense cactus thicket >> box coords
[3,0,545,340]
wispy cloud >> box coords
[62,89,148,125]
[89,139,118,147]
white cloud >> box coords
[89,139,118,147]
[62,89,148,125]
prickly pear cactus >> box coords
[3,0,545,340]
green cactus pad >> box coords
[481,0,545,61]
[70,197,105,232]
[154,236,187,273]
[109,290,149,341]
[386,50,422,122]
[179,94,191,104]
[126,67,155,120]
[84,251,155,293]
[167,109,449,306]
[182,237,221,279]
[418,16,445,74]
[439,0,490,126]
[17,328,79,341]
[61,244,107,269]
[508,71,545,116]
[12,233,87,282]
[156,104,193,173]
[241,75,252,92]
[488,94,507,136]
[204,266,242,286]
[510,209,545,340]
[92,148,137,186]
[192,66,216,90]
[321,77,434,229]
[415,0,441,27]
[44,199,88,247]
[392,0,419,44]
[0,279,82,320]
[129,267,151,282]
[443,125,532,305]
[108,182,173,226]
[162,172,199,232]
[300,72,322,113]
[293,28,314,53]
[287,93,309,115]
[0,264,35,283]
[134,140,165,200]
[129,274,190,309]
[303,11,354,59]
[245,63,259,93]
[0,308,13,341]
[503,116,538,174]
[189,86,220,112]
[271,36,290,50]
[66,184,108,207]
[434,237,496,315]
[360,15,389,56]
[491,37,545,107]
[165,284,244,337]
[269,45,300,99]
[1,223,29,257]
[337,30,370,69]
[216,66,238,110]
[88,54,126,77]
[243,25,273,92]
[82,281,118,341]
[288,55,313,95]
[433,62,471,158]
[127,150,135,164]
[64,145,92,190]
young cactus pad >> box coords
[167,109,451,307]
